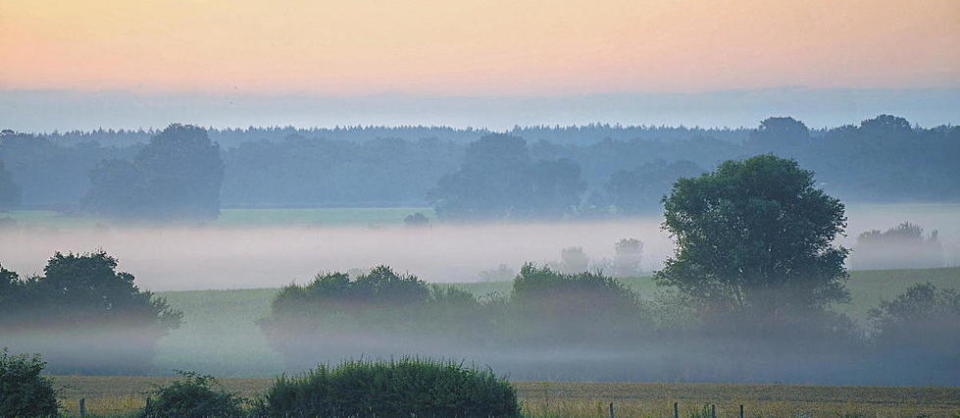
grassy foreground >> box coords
[53,376,960,417]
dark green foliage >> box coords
[86,123,224,220]
[0,349,59,417]
[0,251,182,373]
[265,266,430,327]
[511,264,647,343]
[870,283,960,349]
[256,358,521,418]
[0,251,182,330]
[864,283,960,384]
[657,155,849,313]
[141,371,245,418]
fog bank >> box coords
[1,203,957,290]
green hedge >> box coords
[256,358,521,417]
[0,348,59,417]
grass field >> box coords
[151,267,960,378]
[52,376,960,417]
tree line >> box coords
[2,156,957,384]
[0,115,958,220]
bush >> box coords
[870,282,960,351]
[256,358,521,417]
[141,371,245,418]
[0,348,59,417]
[0,251,183,373]
[261,266,432,334]
[510,264,648,344]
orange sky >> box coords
[1,0,958,95]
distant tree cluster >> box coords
[850,222,944,270]
[1,115,958,220]
[258,156,959,383]
[86,124,224,220]
[429,134,585,219]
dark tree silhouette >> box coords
[656,155,849,313]
[86,124,223,220]
[0,251,182,373]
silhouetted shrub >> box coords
[403,212,430,226]
[510,264,648,344]
[261,266,432,334]
[141,371,245,418]
[255,358,520,417]
[0,349,59,417]
[870,282,960,351]
[0,251,182,373]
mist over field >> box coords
[4,3,960,415]
[0,204,956,290]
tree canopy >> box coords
[86,124,223,220]
[656,155,849,313]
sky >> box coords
[0,0,958,130]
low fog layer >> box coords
[1,204,957,291]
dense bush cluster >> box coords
[0,252,182,373]
[256,358,520,417]
[869,283,960,373]
[260,263,650,366]
[140,371,245,418]
[0,349,59,417]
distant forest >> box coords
[0,115,957,219]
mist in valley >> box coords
[1,204,956,291]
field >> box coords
[150,267,960,377]
[52,376,960,417]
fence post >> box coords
[674,402,679,418]
[79,398,86,417]
[740,404,744,418]
[609,402,615,418]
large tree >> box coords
[0,251,182,373]
[656,155,849,313]
[86,124,224,220]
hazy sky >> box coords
[2,0,958,95]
